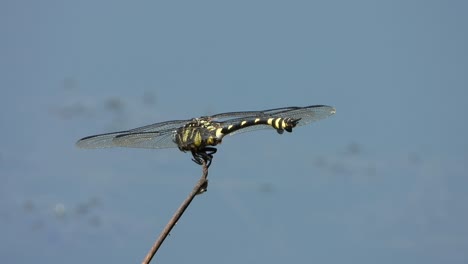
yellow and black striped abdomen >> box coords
[216,117,300,138]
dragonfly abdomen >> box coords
[217,117,300,137]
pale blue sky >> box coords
[1,1,467,263]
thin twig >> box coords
[141,162,209,264]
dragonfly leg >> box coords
[191,147,217,167]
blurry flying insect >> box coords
[76,105,336,166]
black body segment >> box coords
[76,105,336,166]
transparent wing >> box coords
[76,130,131,148]
[76,119,187,150]
[209,106,302,120]
[76,129,178,149]
[75,118,192,149]
[276,105,336,127]
[219,105,336,136]
[111,131,178,149]
[125,119,190,133]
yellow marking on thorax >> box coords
[282,119,287,129]
[191,128,197,140]
[193,131,202,146]
[182,129,191,142]
[267,118,274,125]
[203,121,217,131]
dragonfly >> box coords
[76,105,336,166]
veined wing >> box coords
[76,128,178,149]
[112,130,178,149]
[75,119,189,149]
[208,107,300,121]
[125,119,190,133]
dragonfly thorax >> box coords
[173,118,223,152]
